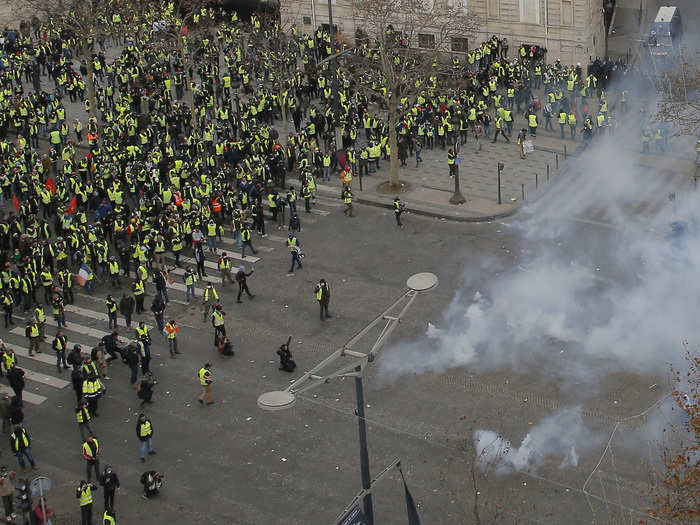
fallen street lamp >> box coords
[258,272,438,525]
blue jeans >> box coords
[139,438,153,459]
[123,313,132,328]
[207,237,216,251]
[289,252,303,273]
[15,447,35,468]
[55,313,66,328]
[241,241,257,258]
[186,284,195,301]
[56,351,68,371]
[233,231,242,248]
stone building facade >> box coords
[279,0,606,65]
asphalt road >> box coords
[0,172,681,524]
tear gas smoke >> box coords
[474,407,601,474]
[380,143,700,383]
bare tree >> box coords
[136,0,212,131]
[251,11,301,139]
[350,0,479,189]
[648,348,700,524]
[655,48,700,136]
[24,0,131,121]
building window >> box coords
[302,16,311,25]
[447,0,468,14]
[451,37,468,52]
[561,0,573,26]
[418,33,436,49]
[520,0,541,24]
[487,0,500,18]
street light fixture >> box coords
[258,272,438,525]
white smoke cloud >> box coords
[474,407,601,475]
[380,142,700,383]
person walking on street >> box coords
[82,372,103,417]
[447,149,456,178]
[342,187,353,217]
[51,291,66,329]
[106,295,118,330]
[202,283,219,322]
[133,279,145,314]
[217,253,235,286]
[0,466,16,522]
[25,319,41,356]
[0,394,10,435]
[240,224,257,259]
[164,320,179,358]
[99,465,119,513]
[314,279,332,321]
[517,128,527,159]
[183,267,197,302]
[151,296,165,333]
[153,268,169,304]
[125,345,139,386]
[194,243,207,278]
[211,306,226,346]
[77,480,97,525]
[287,234,303,274]
[492,115,510,143]
[82,436,101,482]
[198,364,213,405]
[53,330,69,373]
[137,334,151,375]
[118,294,135,329]
[235,266,254,303]
[136,414,155,463]
[7,365,24,406]
[1,290,12,329]
[9,425,36,470]
[394,197,404,228]
[76,399,94,440]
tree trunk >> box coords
[388,106,399,188]
[84,50,98,122]
[178,34,198,132]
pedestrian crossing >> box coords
[0,195,343,405]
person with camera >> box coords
[286,233,303,274]
[198,364,214,405]
[394,197,405,228]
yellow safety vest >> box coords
[79,487,93,506]
[139,420,152,438]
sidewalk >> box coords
[315,135,565,222]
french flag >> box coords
[76,264,92,287]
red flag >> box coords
[12,194,18,212]
[67,196,77,216]
[45,178,56,195]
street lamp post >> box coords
[258,272,439,525]
[603,0,616,60]
[497,161,504,205]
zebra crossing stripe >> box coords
[0,385,46,405]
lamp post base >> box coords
[449,192,466,204]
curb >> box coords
[315,185,521,223]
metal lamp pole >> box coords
[258,273,439,525]
[603,0,616,60]
[497,161,504,204]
